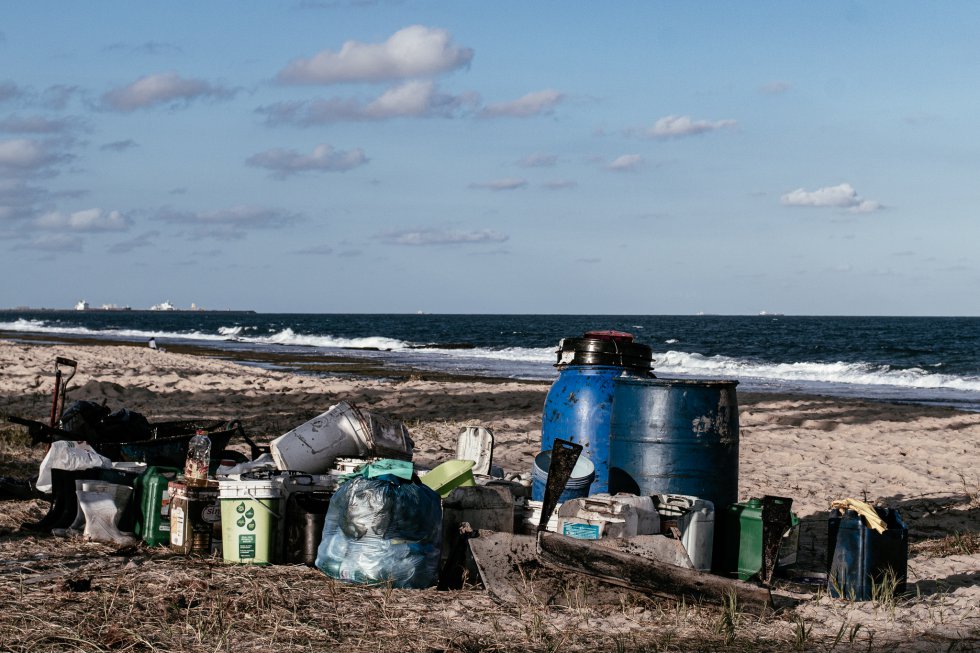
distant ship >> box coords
[758,310,784,316]
[149,300,177,311]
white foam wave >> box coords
[0,318,242,343]
[665,338,679,344]
[655,350,980,392]
[255,328,410,351]
[423,345,555,364]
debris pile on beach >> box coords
[1,338,978,651]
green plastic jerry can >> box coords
[135,466,181,547]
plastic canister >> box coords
[605,493,661,535]
[530,449,596,502]
[718,497,800,580]
[609,378,739,513]
[169,481,221,556]
[269,402,370,473]
[653,494,715,572]
[524,500,561,534]
[219,478,284,564]
[279,473,338,566]
[540,332,653,495]
[134,466,180,547]
[828,507,908,601]
[557,495,638,540]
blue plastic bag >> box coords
[315,475,442,588]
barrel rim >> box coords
[615,377,739,388]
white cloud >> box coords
[277,25,473,84]
[518,153,558,168]
[0,81,24,103]
[100,139,138,152]
[157,205,301,238]
[108,230,159,254]
[760,81,791,95]
[294,244,335,255]
[101,72,235,112]
[0,114,82,135]
[607,154,643,172]
[541,179,578,190]
[638,115,737,139]
[379,228,508,246]
[468,178,528,191]
[481,89,564,118]
[36,208,131,232]
[246,144,368,178]
[14,233,83,252]
[257,81,478,125]
[0,138,67,173]
[780,183,883,213]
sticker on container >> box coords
[239,534,256,559]
[170,506,185,546]
[202,504,221,523]
[561,521,602,540]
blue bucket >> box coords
[530,450,595,502]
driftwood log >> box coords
[537,531,781,615]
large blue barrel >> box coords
[608,378,739,511]
[538,331,653,499]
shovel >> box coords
[537,438,582,532]
[49,357,77,428]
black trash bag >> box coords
[315,475,442,588]
[59,401,111,439]
[98,409,152,443]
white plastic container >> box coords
[557,496,638,540]
[652,494,715,572]
[270,402,370,473]
[455,425,494,475]
[589,493,661,535]
[524,499,561,533]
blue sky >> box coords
[1,2,978,315]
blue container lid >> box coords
[532,450,595,483]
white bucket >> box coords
[270,402,371,473]
[219,479,284,565]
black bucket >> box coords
[284,490,333,566]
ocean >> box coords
[2,311,979,412]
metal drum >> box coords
[538,331,653,498]
[608,378,739,512]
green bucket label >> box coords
[239,534,256,559]
[236,502,246,514]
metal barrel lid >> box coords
[555,331,654,370]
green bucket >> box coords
[219,479,283,565]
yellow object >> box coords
[421,459,476,498]
[830,498,888,533]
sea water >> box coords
[2,311,979,411]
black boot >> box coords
[22,468,100,532]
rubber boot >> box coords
[78,483,138,546]
[55,480,116,537]
[22,468,99,532]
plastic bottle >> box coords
[184,430,211,487]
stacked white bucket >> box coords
[269,401,412,474]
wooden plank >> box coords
[537,531,781,615]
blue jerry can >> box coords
[828,507,908,601]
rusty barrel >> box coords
[609,378,739,512]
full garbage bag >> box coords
[315,475,442,588]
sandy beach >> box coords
[1,338,978,651]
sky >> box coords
[1,2,979,315]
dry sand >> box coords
[1,339,978,651]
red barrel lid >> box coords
[583,330,634,343]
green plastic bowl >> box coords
[421,459,476,498]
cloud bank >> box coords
[102,72,235,112]
[378,227,508,246]
[637,114,737,139]
[247,143,368,178]
[277,25,473,85]
[780,183,883,213]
